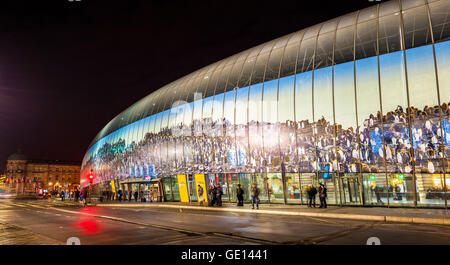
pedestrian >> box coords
[373,185,383,204]
[215,184,223,206]
[318,183,327,208]
[60,190,65,201]
[124,190,128,201]
[207,185,216,206]
[81,188,87,207]
[128,190,132,201]
[134,191,138,202]
[197,184,204,206]
[251,183,260,209]
[236,184,244,206]
[140,191,145,202]
[74,189,80,202]
[118,189,123,201]
[307,184,317,208]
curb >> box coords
[94,203,448,226]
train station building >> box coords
[81,0,450,208]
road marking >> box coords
[306,216,343,225]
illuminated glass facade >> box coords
[82,0,450,208]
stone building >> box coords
[5,151,80,194]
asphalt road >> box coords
[0,199,449,245]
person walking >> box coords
[197,184,205,206]
[251,183,260,209]
[134,191,138,202]
[124,190,128,201]
[60,190,65,201]
[318,183,327,208]
[215,184,223,206]
[236,184,244,206]
[307,184,317,208]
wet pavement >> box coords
[0,198,449,245]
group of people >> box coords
[197,183,262,210]
[100,189,144,202]
[197,184,224,207]
[306,183,328,208]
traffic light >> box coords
[369,175,376,181]
[399,174,405,180]
[89,169,94,184]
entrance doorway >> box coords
[340,176,362,205]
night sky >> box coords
[0,0,377,170]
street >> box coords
[0,199,449,245]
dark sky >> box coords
[0,0,377,169]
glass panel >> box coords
[379,0,400,17]
[379,14,403,55]
[401,0,425,11]
[417,173,447,206]
[211,92,224,172]
[226,173,240,202]
[406,45,442,205]
[334,61,358,176]
[435,41,450,164]
[313,66,333,173]
[334,26,355,65]
[296,37,316,73]
[278,75,296,172]
[357,5,378,23]
[160,110,170,175]
[402,6,432,49]
[262,79,280,172]
[337,12,358,29]
[267,173,284,203]
[295,71,314,173]
[285,173,301,203]
[223,90,236,172]
[264,47,284,81]
[170,176,180,201]
[362,173,386,205]
[386,173,415,205]
[429,0,450,43]
[238,55,258,88]
[356,57,383,173]
[183,102,195,174]
[226,61,245,92]
[280,42,300,78]
[248,83,264,172]
[235,86,249,172]
[379,51,409,178]
[300,173,316,204]
[250,52,270,85]
[254,173,269,203]
[355,19,377,60]
[315,32,335,69]
[163,177,172,201]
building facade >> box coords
[82,0,450,208]
[5,152,81,194]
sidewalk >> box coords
[89,200,449,226]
